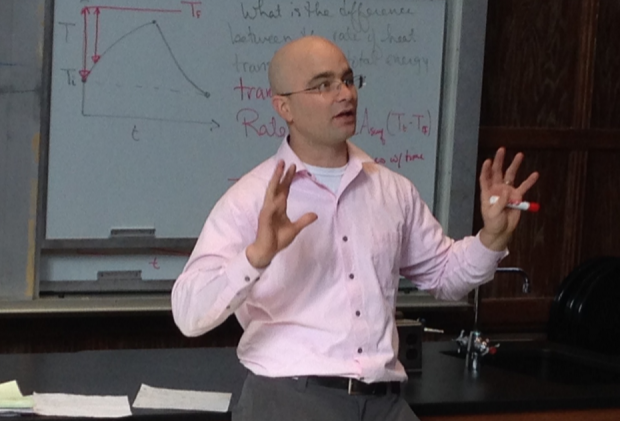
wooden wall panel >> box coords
[580,150,620,259]
[591,0,620,129]
[477,0,620,334]
[480,0,581,127]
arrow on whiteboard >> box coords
[78,69,91,82]
[208,119,220,131]
[80,7,91,82]
[92,7,101,63]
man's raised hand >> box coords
[246,160,318,268]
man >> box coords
[171,36,538,421]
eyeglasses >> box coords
[278,75,366,97]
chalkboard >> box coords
[46,0,446,240]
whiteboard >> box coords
[47,0,446,239]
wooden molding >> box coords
[573,0,600,128]
[420,408,620,421]
[479,127,620,149]
[478,297,553,329]
[560,151,588,278]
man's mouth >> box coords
[334,109,356,119]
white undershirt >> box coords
[304,163,348,194]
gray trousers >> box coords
[232,372,421,421]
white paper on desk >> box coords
[0,381,23,400]
[0,380,34,410]
[132,384,231,412]
[33,393,131,418]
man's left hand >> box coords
[478,147,539,251]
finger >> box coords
[479,159,493,194]
[278,164,297,196]
[516,171,540,196]
[291,212,318,234]
[270,165,298,219]
[276,213,318,251]
[503,152,524,185]
[266,160,286,200]
[491,148,506,185]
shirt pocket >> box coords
[370,229,401,295]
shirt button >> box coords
[355,311,361,317]
[349,273,355,280]
[357,348,363,354]
[342,236,348,242]
[244,276,251,282]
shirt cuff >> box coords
[472,232,510,268]
[223,248,265,293]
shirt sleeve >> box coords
[399,185,508,301]
[171,185,264,337]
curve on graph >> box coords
[86,20,210,98]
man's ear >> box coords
[272,95,293,123]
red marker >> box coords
[490,196,540,212]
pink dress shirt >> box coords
[171,138,507,383]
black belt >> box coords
[304,376,401,395]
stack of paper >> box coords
[0,380,34,415]
[33,393,131,418]
[133,384,231,412]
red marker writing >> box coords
[490,196,540,212]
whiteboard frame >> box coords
[0,0,489,310]
[435,0,488,240]
[45,0,448,241]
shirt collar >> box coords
[273,135,373,176]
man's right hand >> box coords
[246,160,318,269]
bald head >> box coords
[268,36,346,94]
[267,36,358,166]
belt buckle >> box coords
[347,378,364,395]
[347,378,353,394]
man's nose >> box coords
[335,81,355,101]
